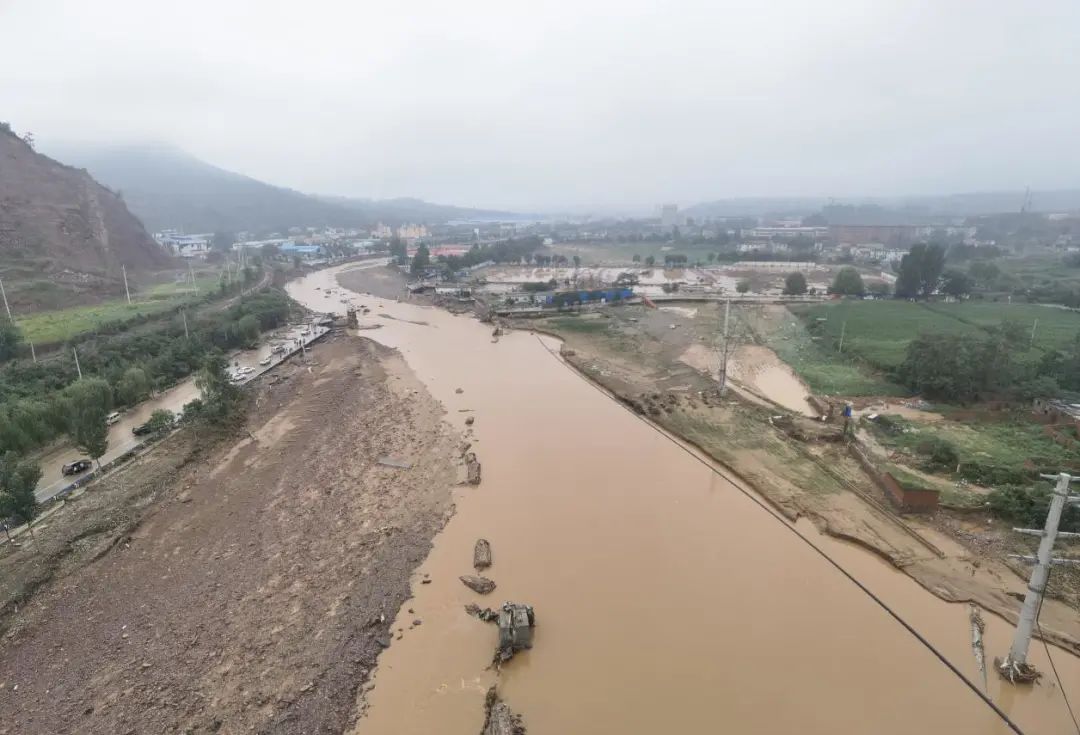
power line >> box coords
[533,334,1026,735]
[1035,568,1080,734]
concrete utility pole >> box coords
[188,260,198,294]
[997,472,1080,683]
[181,310,189,339]
[73,347,82,379]
[838,319,848,354]
[122,264,131,305]
[1030,319,1039,348]
[718,299,731,395]
[29,340,36,363]
[0,277,11,321]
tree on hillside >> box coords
[196,352,241,422]
[237,314,260,348]
[645,255,655,266]
[410,244,431,275]
[66,377,112,468]
[69,400,109,470]
[632,254,641,263]
[895,243,947,299]
[116,367,151,405]
[145,408,176,435]
[829,267,865,296]
[783,272,808,295]
[940,269,975,298]
[736,279,751,294]
[0,452,42,535]
[0,320,23,363]
[212,232,236,251]
[968,260,1000,289]
[899,322,1024,402]
[389,236,407,266]
[867,281,892,297]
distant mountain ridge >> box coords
[45,142,519,234]
[0,127,170,310]
[686,190,1080,220]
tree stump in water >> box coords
[474,539,492,570]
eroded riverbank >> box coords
[285,263,1080,735]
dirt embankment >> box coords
[337,264,409,301]
[0,335,462,734]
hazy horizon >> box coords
[4,0,1079,212]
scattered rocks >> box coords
[473,538,492,570]
[456,387,464,394]
[459,575,496,594]
[480,686,527,735]
[465,416,475,426]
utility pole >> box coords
[718,299,731,395]
[181,309,190,339]
[73,347,83,379]
[997,472,1080,683]
[838,319,848,354]
[1030,319,1039,348]
[122,264,131,305]
[29,340,36,363]
[188,260,198,294]
[0,277,11,321]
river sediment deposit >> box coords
[288,263,1080,735]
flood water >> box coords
[290,263,1080,735]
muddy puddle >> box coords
[289,263,1079,735]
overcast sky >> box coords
[2,0,1079,212]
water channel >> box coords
[289,263,1079,735]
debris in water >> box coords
[480,686,526,735]
[460,575,496,594]
[969,604,988,692]
[465,604,499,623]
[465,453,482,485]
[495,602,535,665]
[474,538,492,570]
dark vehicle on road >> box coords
[132,421,154,436]
[61,459,93,476]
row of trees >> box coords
[0,348,240,535]
[0,289,290,457]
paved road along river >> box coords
[289,263,1080,735]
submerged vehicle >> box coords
[496,602,535,662]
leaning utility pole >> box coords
[0,277,11,321]
[997,472,1080,683]
[181,309,190,339]
[73,347,83,379]
[122,264,131,305]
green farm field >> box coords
[791,300,1080,371]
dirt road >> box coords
[0,335,461,734]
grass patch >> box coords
[792,299,1080,372]
[748,306,906,396]
[870,412,1079,486]
[17,299,191,344]
[15,274,223,344]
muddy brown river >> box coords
[290,264,1079,735]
